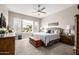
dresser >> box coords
[0,33,16,55]
[60,34,74,46]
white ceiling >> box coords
[5,4,75,18]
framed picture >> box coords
[48,22,59,26]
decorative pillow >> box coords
[46,27,63,34]
[54,30,57,34]
[46,30,51,33]
[54,30,60,34]
[51,30,54,33]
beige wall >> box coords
[41,5,79,31]
[0,5,8,26]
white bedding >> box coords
[31,32,60,46]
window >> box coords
[22,19,33,32]
[13,18,22,32]
[13,17,39,32]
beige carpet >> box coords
[15,38,74,55]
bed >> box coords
[31,27,63,46]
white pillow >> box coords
[54,30,60,34]
[54,30,58,34]
[51,30,54,33]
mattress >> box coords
[31,32,60,46]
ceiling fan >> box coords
[32,4,47,15]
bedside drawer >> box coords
[60,35,74,45]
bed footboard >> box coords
[45,39,60,47]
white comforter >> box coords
[31,32,60,46]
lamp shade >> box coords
[65,25,72,35]
[66,25,71,30]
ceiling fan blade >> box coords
[40,11,46,14]
[41,7,45,11]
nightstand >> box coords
[60,34,74,45]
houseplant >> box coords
[0,27,7,34]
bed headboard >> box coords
[47,27,63,34]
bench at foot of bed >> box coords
[29,37,43,48]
